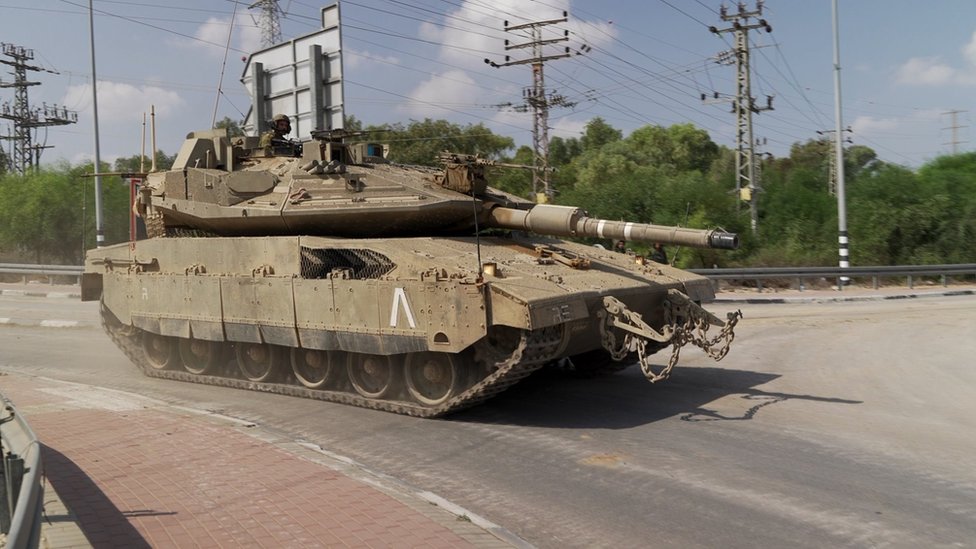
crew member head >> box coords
[272,113,291,137]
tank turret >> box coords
[136,133,739,253]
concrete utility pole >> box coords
[709,2,773,234]
[832,0,849,286]
[88,0,105,248]
[0,43,78,174]
[486,12,576,203]
[942,109,968,155]
[249,0,283,48]
[817,127,852,196]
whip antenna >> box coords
[212,1,239,127]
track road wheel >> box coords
[405,352,460,406]
[179,338,224,375]
[347,354,399,399]
[236,343,281,382]
[143,332,179,370]
[291,348,340,389]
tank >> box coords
[82,128,742,417]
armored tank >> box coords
[82,128,741,417]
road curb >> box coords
[0,289,81,299]
[0,318,90,328]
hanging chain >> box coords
[599,293,742,384]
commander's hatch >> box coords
[240,3,345,139]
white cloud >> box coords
[550,116,587,139]
[963,30,976,65]
[850,109,941,136]
[421,0,616,65]
[175,17,261,57]
[345,48,400,70]
[895,30,976,86]
[237,20,262,54]
[404,70,480,116]
[61,81,185,123]
[894,57,958,86]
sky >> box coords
[2,0,976,170]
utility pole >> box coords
[817,127,852,196]
[942,109,968,155]
[0,43,78,174]
[832,0,849,287]
[249,0,283,48]
[486,11,576,203]
[709,2,773,233]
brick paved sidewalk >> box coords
[2,373,517,548]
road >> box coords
[2,292,975,548]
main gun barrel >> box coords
[486,204,738,250]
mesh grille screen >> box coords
[300,247,396,279]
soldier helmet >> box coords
[272,113,290,123]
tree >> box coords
[0,163,131,263]
[214,116,244,137]
[343,115,363,132]
[493,145,534,198]
[113,150,176,173]
[549,135,582,166]
[365,118,513,166]
[580,117,621,151]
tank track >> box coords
[100,306,565,418]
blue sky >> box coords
[2,0,975,169]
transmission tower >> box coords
[249,0,283,48]
[942,109,968,155]
[709,2,773,233]
[486,11,577,202]
[0,43,78,174]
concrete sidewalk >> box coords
[2,374,521,548]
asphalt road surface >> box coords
[2,293,975,548]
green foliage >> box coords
[580,117,622,151]
[364,118,513,166]
[0,163,131,263]
[214,116,245,137]
[343,115,363,132]
[113,150,176,173]
[493,145,534,198]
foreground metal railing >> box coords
[0,392,43,549]
[689,263,976,292]
[2,263,976,293]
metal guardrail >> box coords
[2,263,975,292]
[0,392,43,549]
[0,263,83,284]
[689,263,976,291]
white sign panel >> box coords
[240,3,344,138]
